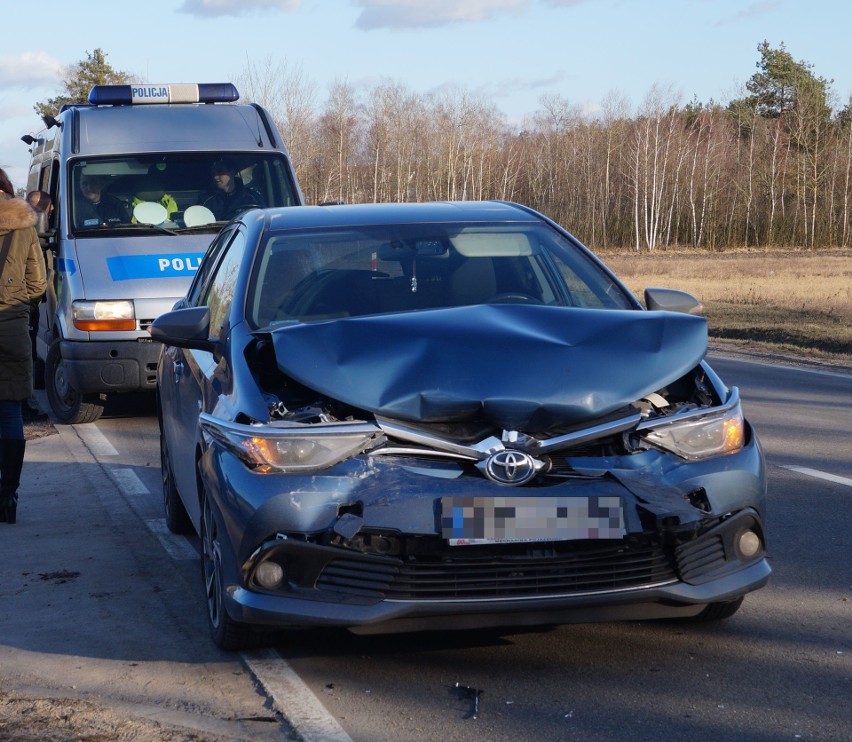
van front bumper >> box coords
[60,339,161,393]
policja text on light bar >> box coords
[88,83,239,106]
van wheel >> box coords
[45,340,105,424]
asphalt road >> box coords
[2,356,850,741]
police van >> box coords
[24,83,303,423]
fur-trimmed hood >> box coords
[0,195,37,232]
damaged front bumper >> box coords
[226,509,770,634]
[200,416,770,633]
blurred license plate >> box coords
[440,496,625,545]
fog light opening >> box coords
[737,529,761,559]
[254,560,285,589]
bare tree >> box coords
[629,85,681,250]
[227,43,850,250]
[237,57,318,196]
[318,81,362,204]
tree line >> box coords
[39,44,852,251]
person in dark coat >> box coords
[0,168,47,523]
[198,158,266,221]
[23,191,51,412]
[76,173,129,227]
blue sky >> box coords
[2,0,850,189]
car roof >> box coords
[257,200,543,233]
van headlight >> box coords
[640,399,745,461]
[199,415,383,473]
[73,300,136,331]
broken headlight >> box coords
[638,389,744,461]
[199,414,382,472]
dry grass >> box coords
[600,248,852,363]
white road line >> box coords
[781,465,852,488]
[101,466,197,561]
[708,353,852,380]
[144,518,198,561]
[242,648,353,742]
[74,424,119,456]
[108,467,150,495]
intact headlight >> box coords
[73,300,136,331]
[640,397,744,461]
[199,415,382,473]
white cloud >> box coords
[0,52,64,89]
[178,0,301,18]
[716,0,779,26]
[354,0,528,29]
[487,71,569,98]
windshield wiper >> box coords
[73,224,179,236]
[174,222,229,233]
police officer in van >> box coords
[198,158,265,221]
[76,173,130,228]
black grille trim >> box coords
[675,534,727,583]
[316,543,676,601]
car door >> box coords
[160,225,246,525]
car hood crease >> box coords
[269,304,708,432]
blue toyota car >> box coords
[151,201,770,650]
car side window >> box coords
[186,226,237,308]
[202,230,248,339]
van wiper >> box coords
[73,224,179,236]
[174,222,229,233]
[124,224,180,236]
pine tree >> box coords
[35,49,131,118]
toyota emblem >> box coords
[483,450,539,486]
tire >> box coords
[45,340,105,424]
[160,425,192,534]
[33,357,45,390]
[684,596,745,622]
[200,490,256,651]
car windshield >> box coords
[247,222,634,328]
[70,153,299,235]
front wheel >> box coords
[45,340,104,424]
[682,597,745,622]
[200,491,255,651]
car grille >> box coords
[315,542,676,601]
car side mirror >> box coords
[644,287,703,315]
[150,306,218,352]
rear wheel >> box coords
[45,340,104,424]
[160,426,192,534]
[200,490,255,650]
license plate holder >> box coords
[440,495,625,545]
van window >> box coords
[70,153,299,235]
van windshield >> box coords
[70,153,299,234]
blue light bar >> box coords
[88,83,239,106]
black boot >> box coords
[0,438,26,525]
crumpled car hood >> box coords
[269,304,707,432]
